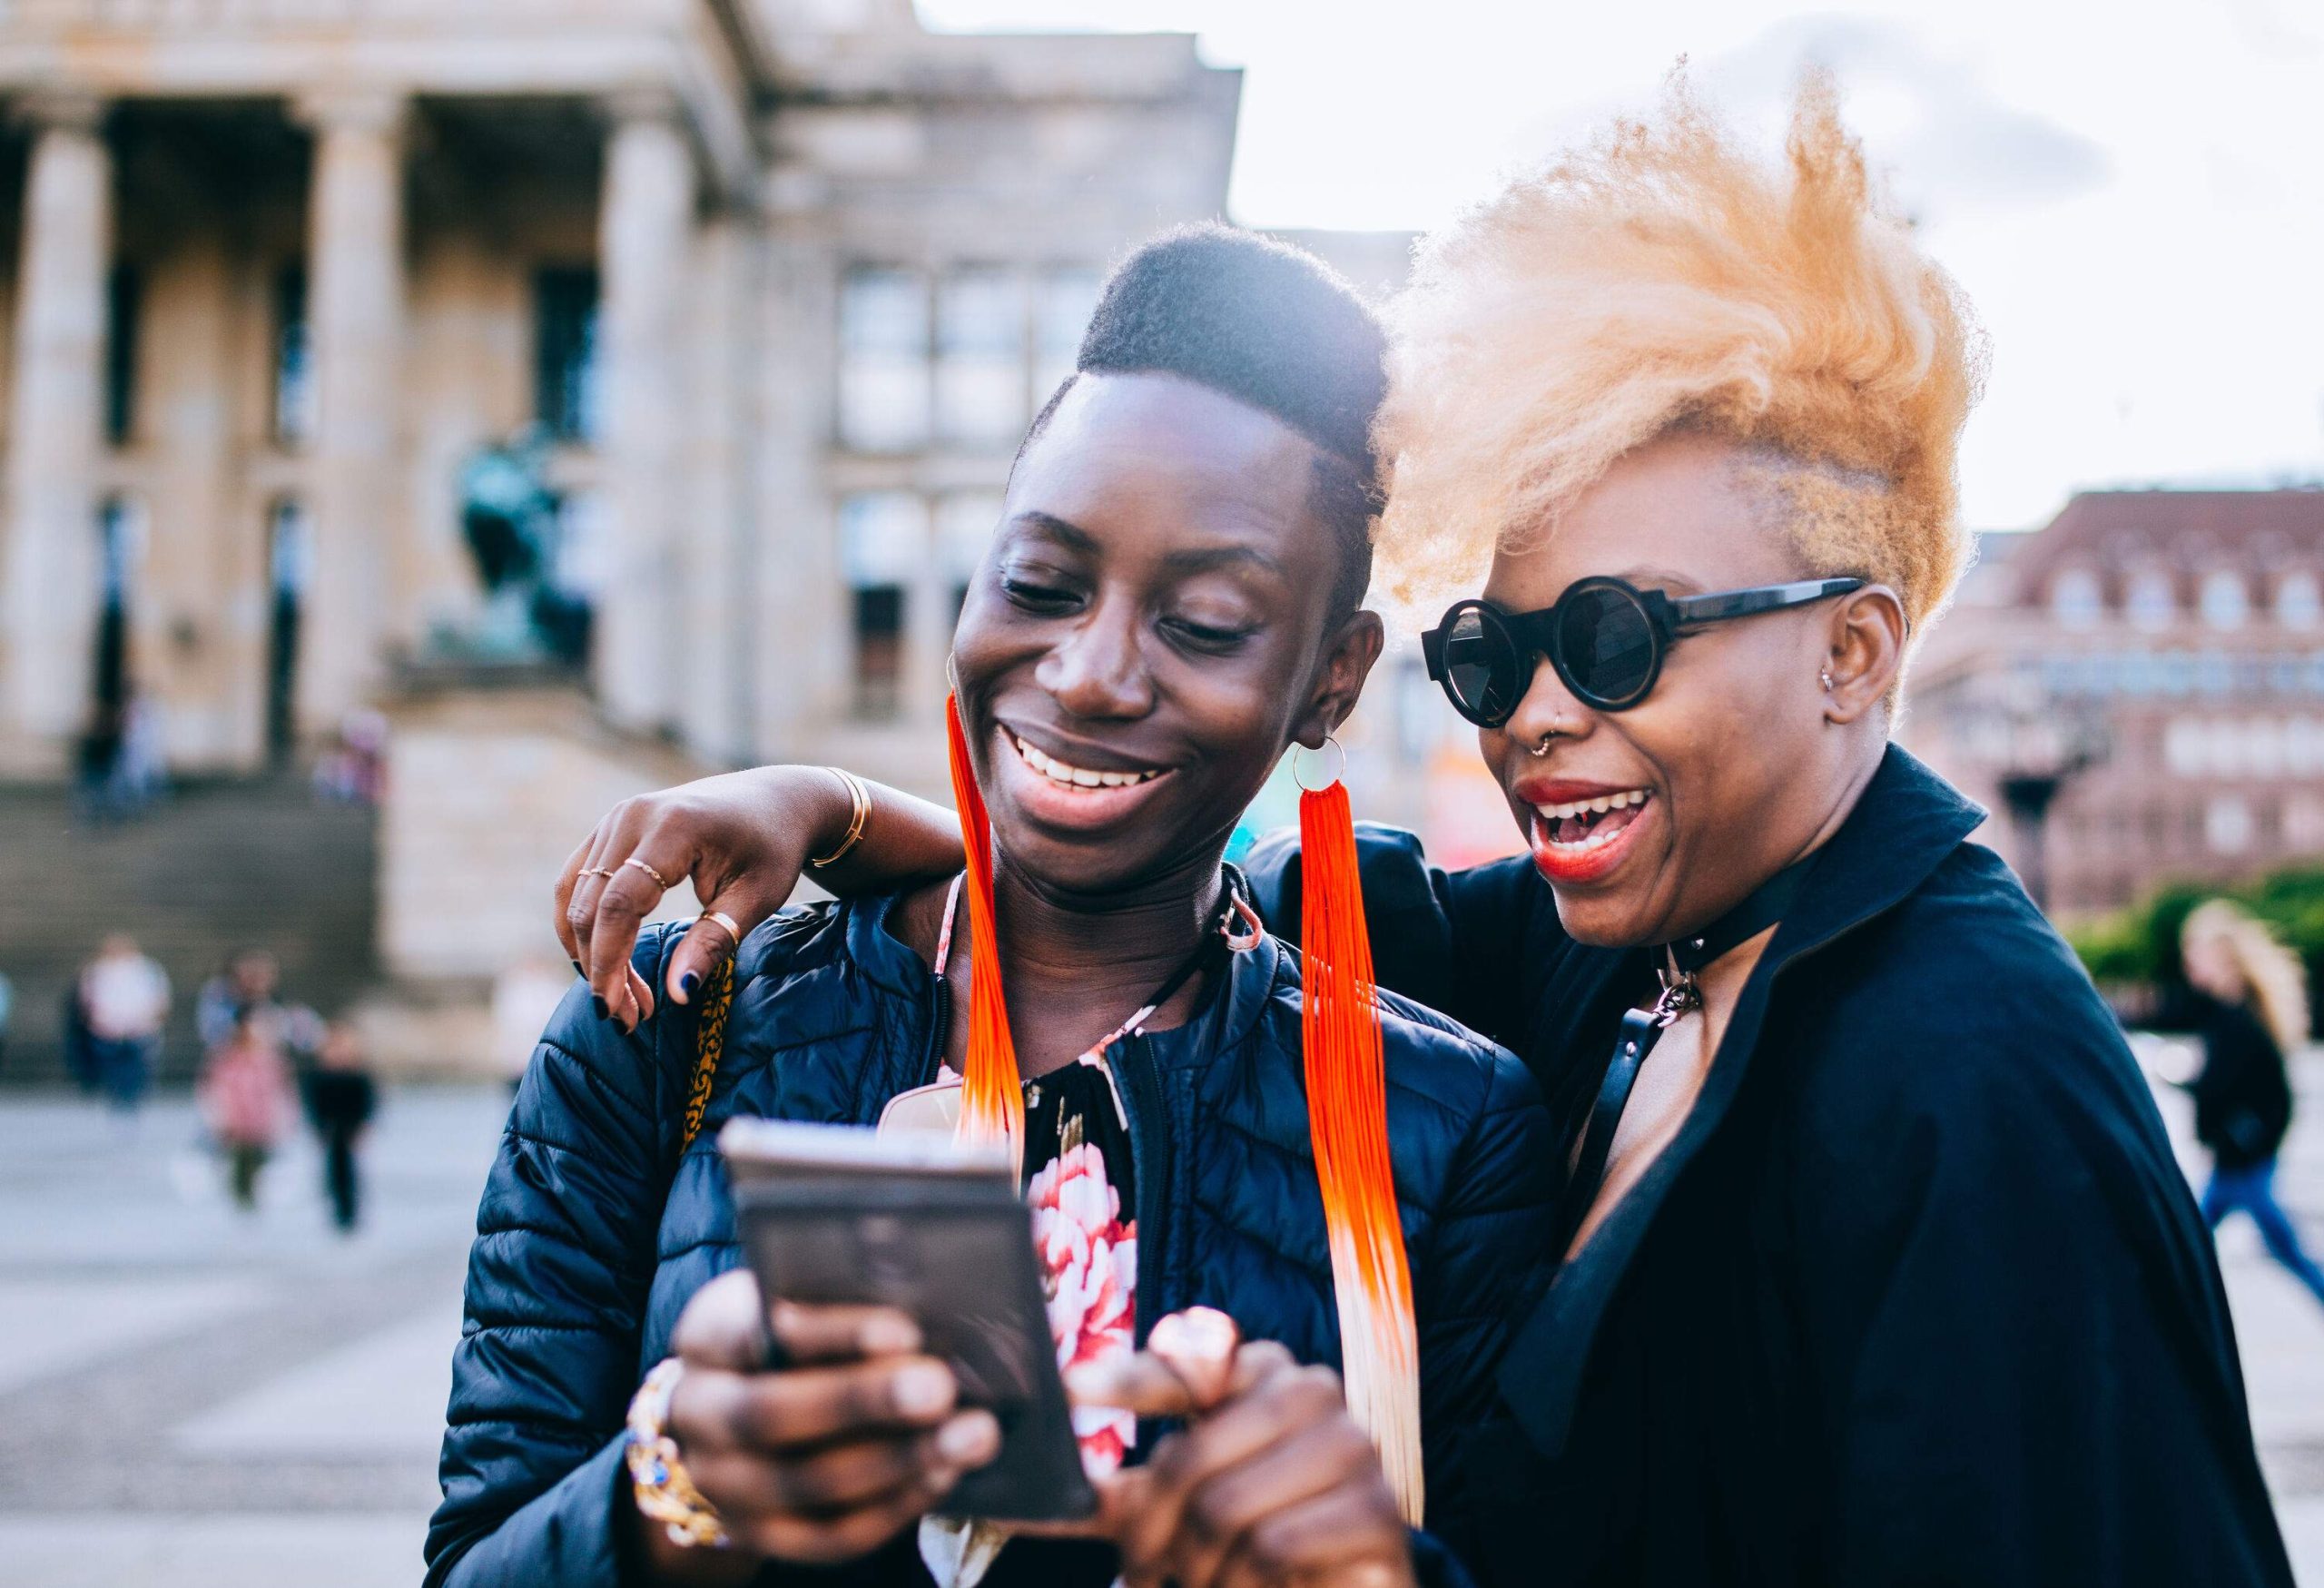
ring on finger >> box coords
[700,910,743,949]
[580,866,620,881]
[624,856,675,890]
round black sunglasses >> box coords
[1420,576,1866,725]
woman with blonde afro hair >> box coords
[538,76,2291,1588]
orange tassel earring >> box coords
[946,695,1026,1179]
[1296,740,1425,1526]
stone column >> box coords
[1,93,112,767]
[596,88,695,732]
[293,88,407,734]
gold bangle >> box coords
[807,768,872,870]
[625,1358,731,1550]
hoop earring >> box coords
[1290,735,1349,792]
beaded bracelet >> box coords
[625,1358,731,1550]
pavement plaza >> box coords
[1,1061,2321,1586]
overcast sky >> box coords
[920,0,2324,533]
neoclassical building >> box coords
[0,0,1246,794]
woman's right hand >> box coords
[554,766,964,1033]
[649,1269,1000,1576]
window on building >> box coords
[936,268,1028,447]
[842,491,931,718]
[2126,568,2175,632]
[272,265,315,446]
[535,267,603,444]
[2049,567,2102,629]
[2207,794,2253,854]
[104,264,140,445]
[839,266,931,452]
[2276,572,2320,631]
[2200,568,2249,631]
[936,491,1003,623]
[2163,716,2205,777]
[1033,266,1104,403]
[265,498,310,759]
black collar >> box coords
[1661,853,1818,978]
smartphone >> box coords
[719,1118,1097,1523]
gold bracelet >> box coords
[625,1358,731,1550]
[807,767,872,869]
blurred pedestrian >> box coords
[196,949,324,1067]
[199,1009,292,1212]
[78,933,169,1115]
[2181,900,2324,1310]
[302,1022,377,1233]
[113,689,166,816]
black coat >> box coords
[1248,745,2291,1587]
[2190,995,2296,1171]
[426,887,1558,1588]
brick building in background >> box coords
[1905,488,2324,917]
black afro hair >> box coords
[1022,224,1388,616]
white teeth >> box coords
[1534,789,1649,821]
[1010,733,1162,791]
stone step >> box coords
[0,774,378,1085]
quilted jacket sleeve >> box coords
[1413,1042,1561,1583]
[424,932,681,1588]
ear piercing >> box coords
[1819,667,1835,693]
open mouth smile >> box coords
[997,727,1177,833]
[1007,730,1167,790]
[1525,786,1656,884]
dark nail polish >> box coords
[679,972,700,997]
[570,960,585,977]
[591,995,610,1020]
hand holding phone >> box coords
[654,1268,1004,1568]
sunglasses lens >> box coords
[1439,605,1521,725]
[1557,585,1659,706]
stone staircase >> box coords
[0,774,377,1085]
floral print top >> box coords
[1021,1055,1138,1476]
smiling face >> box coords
[1479,431,1900,948]
[952,370,1381,901]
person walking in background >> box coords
[199,1010,293,1211]
[302,1022,377,1233]
[2182,900,2324,1310]
[195,948,320,1061]
[78,933,169,1116]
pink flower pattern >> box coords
[1027,1137,1137,1476]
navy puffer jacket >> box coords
[426,887,1557,1587]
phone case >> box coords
[729,1168,1097,1523]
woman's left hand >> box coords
[1068,1315,1418,1588]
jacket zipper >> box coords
[1109,1031,1173,1348]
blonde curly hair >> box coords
[1374,73,1987,645]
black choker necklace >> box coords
[1558,852,1820,1254]
[1645,854,1819,1025]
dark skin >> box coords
[632,370,1408,1585]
